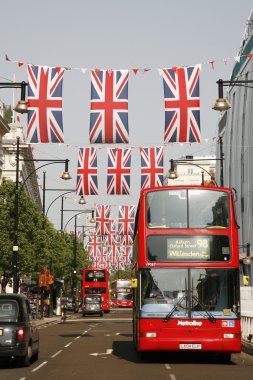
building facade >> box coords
[216,11,253,334]
[216,11,253,263]
[164,155,216,186]
[0,101,10,183]
[1,115,42,210]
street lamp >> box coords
[167,158,220,186]
[12,137,72,293]
[212,79,253,111]
[68,213,95,312]
[63,210,95,232]
[0,81,28,113]
[41,171,85,228]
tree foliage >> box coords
[3,104,13,124]
[0,180,89,293]
[109,266,132,283]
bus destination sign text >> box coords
[167,237,210,260]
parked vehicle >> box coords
[82,295,103,317]
[0,294,39,366]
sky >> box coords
[0,0,252,231]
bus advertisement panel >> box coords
[111,279,133,308]
[82,268,110,312]
[132,186,241,360]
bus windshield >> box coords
[140,268,239,319]
[85,270,106,282]
[117,293,133,301]
[147,189,229,229]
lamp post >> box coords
[68,214,95,312]
[63,210,95,232]
[167,158,223,186]
[41,171,85,229]
[73,215,78,311]
[12,137,71,293]
[212,78,253,111]
[0,81,28,113]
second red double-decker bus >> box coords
[111,279,133,308]
[132,185,241,361]
[81,268,110,312]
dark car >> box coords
[0,294,39,366]
[82,295,103,317]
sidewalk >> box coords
[33,316,62,326]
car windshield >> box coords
[0,300,19,320]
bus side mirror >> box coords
[131,279,137,288]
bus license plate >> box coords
[179,344,202,350]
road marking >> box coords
[165,364,171,370]
[74,335,81,340]
[169,375,177,380]
[105,332,121,336]
[82,328,91,335]
[32,361,48,372]
[90,348,113,356]
[51,350,62,358]
[19,378,26,380]
[64,342,73,348]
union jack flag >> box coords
[95,205,111,236]
[119,246,133,266]
[110,245,121,267]
[140,147,164,190]
[103,219,116,237]
[76,147,98,196]
[27,65,64,143]
[107,148,131,195]
[162,65,201,143]
[87,234,102,256]
[120,235,134,246]
[118,205,135,235]
[89,69,129,143]
[95,245,110,268]
[77,230,83,240]
[103,233,119,246]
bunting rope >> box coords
[2,52,253,73]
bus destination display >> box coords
[167,237,210,260]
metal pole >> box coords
[61,196,64,233]
[219,136,224,187]
[201,171,204,186]
[13,137,20,293]
[42,171,46,228]
[73,215,77,311]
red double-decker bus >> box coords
[81,268,110,312]
[132,185,241,361]
[111,279,133,308]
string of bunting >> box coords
[3,52,253,72]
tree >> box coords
[3,104,13,124]
[0,180,90,293]
[109,266,132,283]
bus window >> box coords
[189,190,229,228]
[147,190,187,228]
